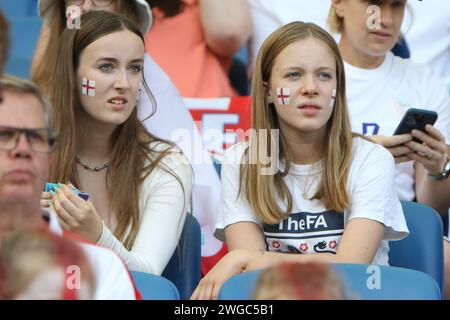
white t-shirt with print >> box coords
[217,137,409,266]
[345,52,450,201]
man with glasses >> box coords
[0,75,138,299]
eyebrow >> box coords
[281,65,335,72]
[96,57,144,64]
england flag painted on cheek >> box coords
[81,77,96,97]
[329,89,336,108]
[276,87,290,106]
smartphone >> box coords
[393,108,438,142]
[45,182,89,201]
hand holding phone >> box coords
[393,108,438,142]
[45,182,89,201]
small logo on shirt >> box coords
[300,243,308,252]
[314,240,337,254]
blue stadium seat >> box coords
[3,16,41,78]
[0,0,38,18]
[389,201,445,296]
[162,214,202,300]
[131,271,180,300]
[218,263,441,300]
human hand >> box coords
[190,249,260,300]
[405,125,448,176]
[50,184,102,242]
[40,191,52,208]
[367,134,413,163]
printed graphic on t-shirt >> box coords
[263,210,344,254]
[362,123,380,135]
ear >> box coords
[263,81,274,104]
[332,0,345,18]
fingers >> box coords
[406,140,432,157]
[394,156,411,164]
[52,195,78,228]
[190,284,200,300]
[198,282,215,300]
[370,134,412,147]
[57,215,71,231]
[55,186,80,213]
[41,191,51,199]
[424,124,446,143]
[411,128,447,153]
[40,191,52,207]
[388,145,413,157]
[190,280,221,300]
[40,199,51,207]
[52,186,82,227]
[211,283,222,300]
[407,151,434,165]
[63,185,88,208]
[387,134,414,147]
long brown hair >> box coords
[242,22,354,225]
[47,11,183,249]
[32,0,139,91]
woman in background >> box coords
[329,0,450,298]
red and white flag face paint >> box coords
[81,77,96,97]
[329,88,336,108]
[276,87,290,106]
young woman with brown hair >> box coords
[192,21,408,300]
[32,1,224,265]
[41,11,192,275]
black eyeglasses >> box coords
[65,0,113,7]
[0,126,58,153]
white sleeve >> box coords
[97,151,193,275]
[419,67,450,144]
[81,244,136,300]
[218,144,260,230]
[348,142,409,241]
[248,0,283,69]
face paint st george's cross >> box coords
[329,89,336,108]
[81,77,96,97]
[276,87,290,106]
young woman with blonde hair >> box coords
[41,11,192,275]
[191,21,408,300]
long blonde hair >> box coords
[241,22,354,225]
[46,11,184,249]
